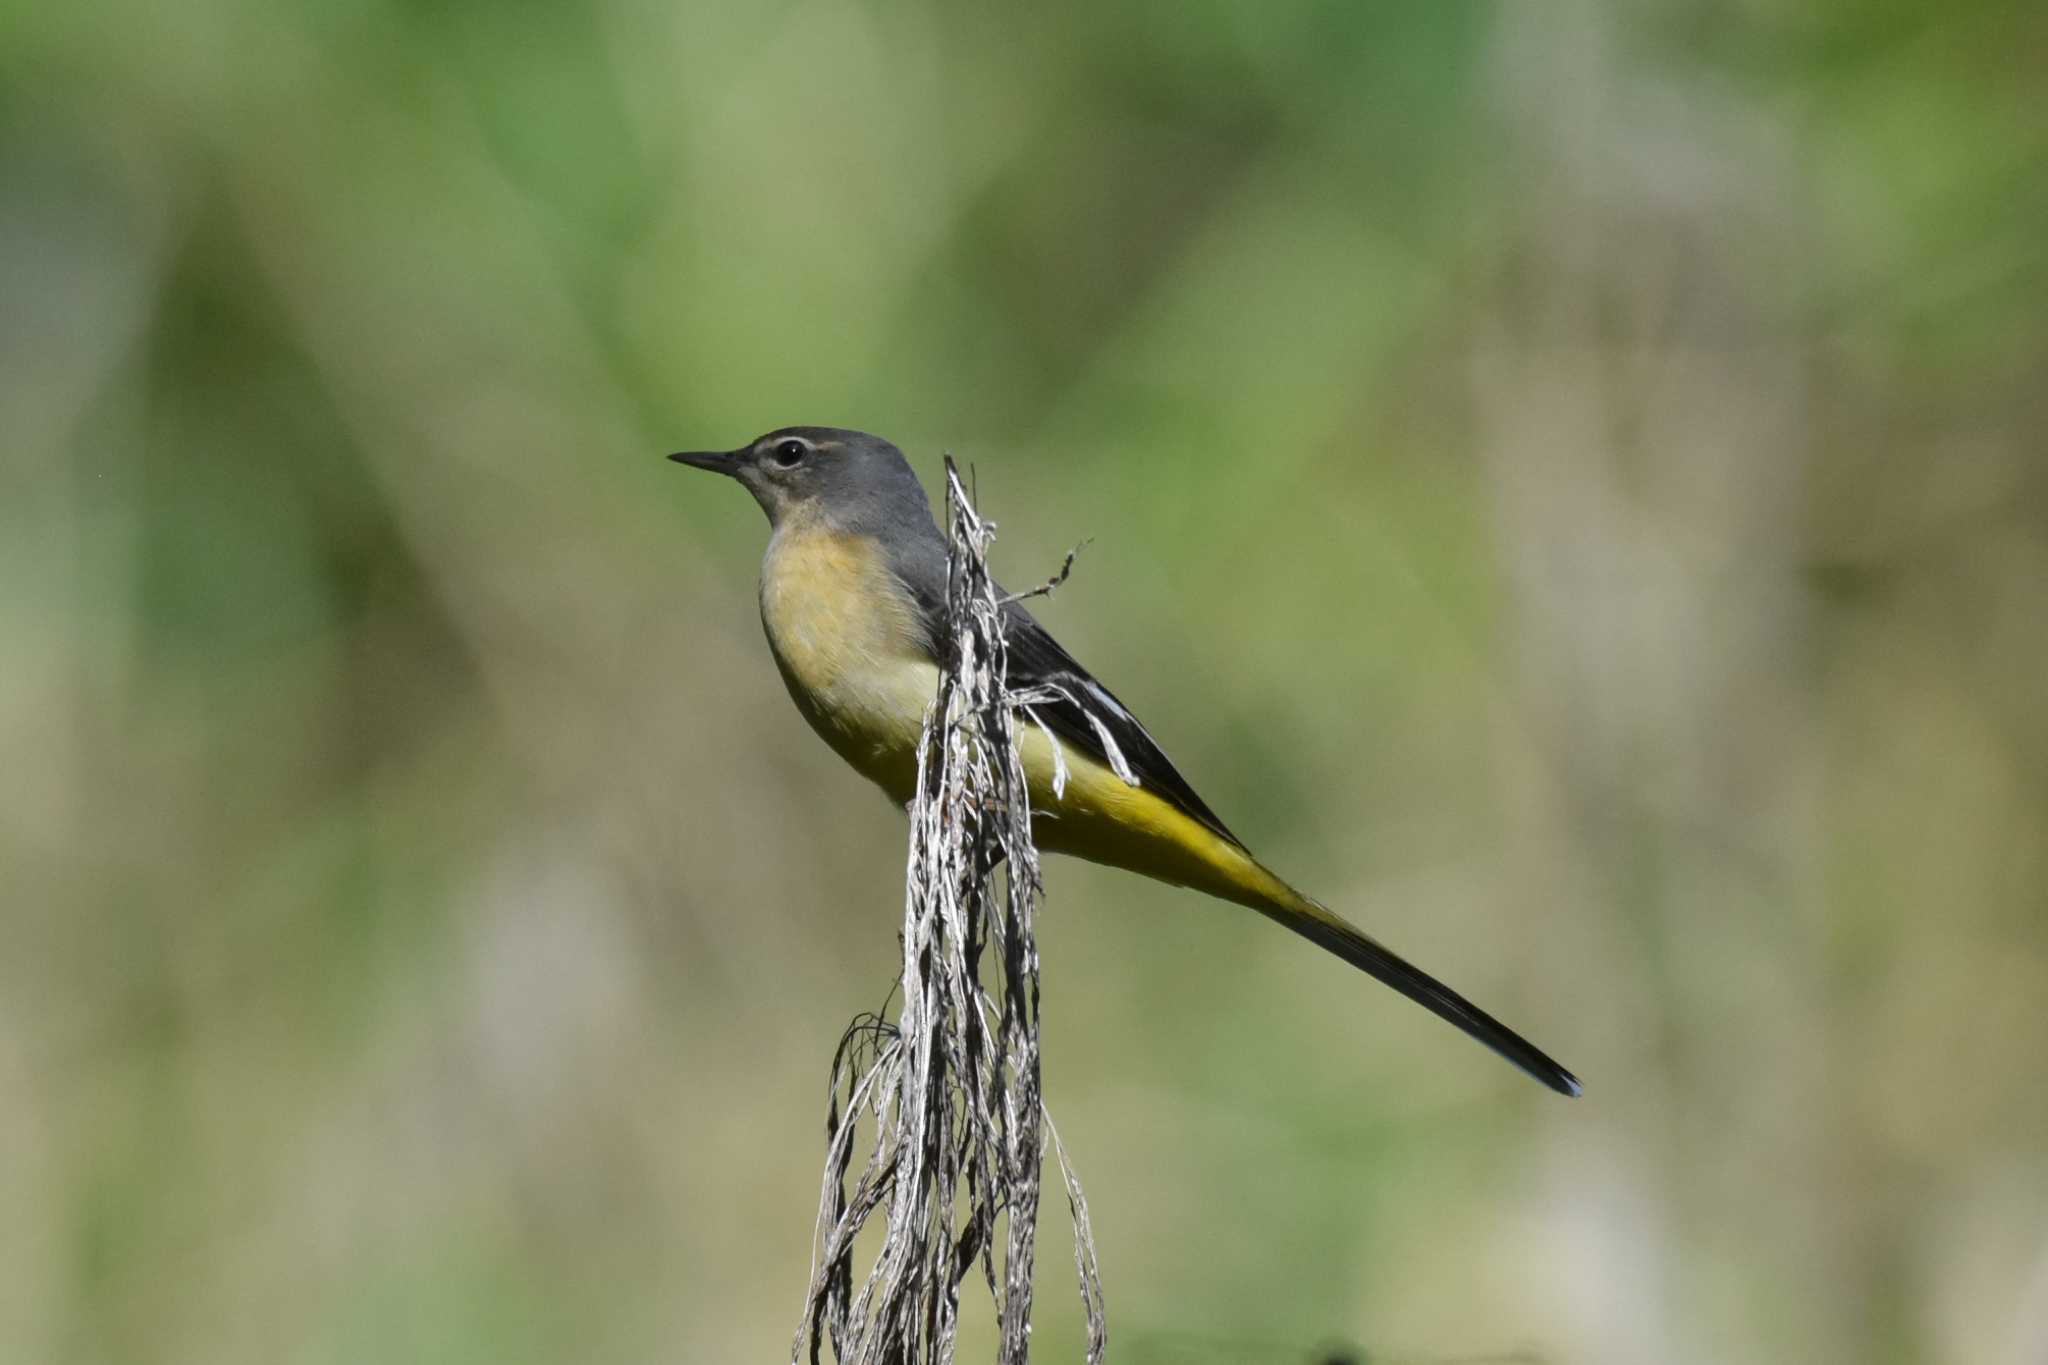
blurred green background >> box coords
[5,1,2046,1361]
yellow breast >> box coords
[757,524,1293,918]
[759,525,938,803]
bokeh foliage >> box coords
[3,1,2044,1362]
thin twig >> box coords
[999,540,1090,605]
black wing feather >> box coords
[998,602,1242,846]
[892,559,1240,847]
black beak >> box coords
[667,448,742,475]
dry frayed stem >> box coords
[795,459,1107,1365]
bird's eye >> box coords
[772,439,808,468]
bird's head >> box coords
[669,426,929,533]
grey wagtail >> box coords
[670,426,1579,1096]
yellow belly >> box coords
[758,523,1292,914]
[759,526,937,800]
[1018,728,1294,912]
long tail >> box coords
[1025,759,1581,1095]
[1259,889,1581,1097]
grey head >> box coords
[668,427,940,544]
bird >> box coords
[669,426,1580,1096]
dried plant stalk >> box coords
[794,460,1106,1365]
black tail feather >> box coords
[1276,899,1582,1097]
